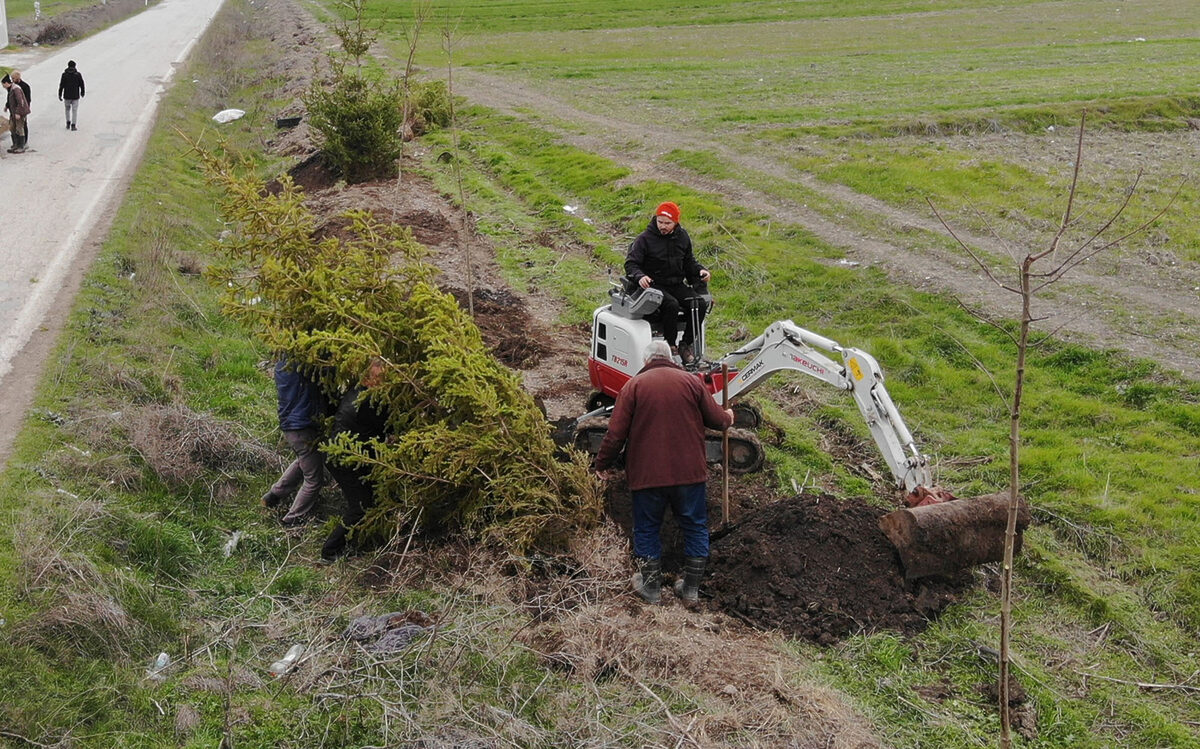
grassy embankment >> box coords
[355,0,1200,745]
[5,0,96,22]
[1,2,882,747]
[393,0,1200,333]
[1,0,1198,746]
[4,0,154,27]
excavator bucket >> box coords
[879,492,1031,581]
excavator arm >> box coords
[713,320,936,495]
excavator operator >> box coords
[624,201,711,364]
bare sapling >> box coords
[440,14,474,317]
[928,113,1178,748]
[395,0,431,193]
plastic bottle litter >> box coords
[146,652,170,679]
[268,644,304,677]
[222,530,243,558]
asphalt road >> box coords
[0,0,225,461]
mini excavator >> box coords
[573,277,1029,580]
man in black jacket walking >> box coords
[624,201,712,364]
[58,61,85,131]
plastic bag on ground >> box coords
[212,109,246,124]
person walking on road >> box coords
[58,61,85,131]
[262,356,328,526]
[11,71,31,145]
[624,201,712,365]
[593,340,734,605]
[3,75,30,153]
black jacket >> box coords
[331,387,389,444]
[59,68,84,100]
[624,218,704,287]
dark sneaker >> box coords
[71,124,77,131]
[677,343,695,364]
[66,122,71,129]
[261,490,281,508]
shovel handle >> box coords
[722,363,730,527]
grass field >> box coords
[1,0,1198,746]
[369,0,1200,744]
[375,0,1200,267]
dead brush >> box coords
[52,443,144,494]
[82,359,154,403]
[519,521,630,623]
[124,403,276,486]
[193,5,257,104]
[524,602,883,748]
[35,19,75,44]
[12,499,143,659]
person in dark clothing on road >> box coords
[594,340,734,605]
[321,359,391,562]
[262,356,328,526]
[3,75,30,153]
[624,201,712,364]
[58,61,85,131]
[10,71,31,145]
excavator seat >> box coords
[609,277,713,328]
[608,278,664,319]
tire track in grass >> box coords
[452,68,1200,379]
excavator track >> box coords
[573,416,765,475]
[707,427,765,474]
[573,416,611,456]
[731,401,762,430]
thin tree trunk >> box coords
[1000,256,1033,748]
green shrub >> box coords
[406,79,452,136]
[197,149,602,554]
[305,72,403,182]
[302,0,403,181]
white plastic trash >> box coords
[222,531,243,558]
[212,109,246,124]
[269,644,304,677]
[146,651,170,679]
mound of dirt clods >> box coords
[707,493,971,645]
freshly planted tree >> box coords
[304,0,404,182]
[197,146,602,553]
[929,115,1178,747]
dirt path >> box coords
[0,0,227,468]
[451,69,1200,378]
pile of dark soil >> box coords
[707,493,971,644]
[444,286,548,369]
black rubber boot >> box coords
[673,556,707,606]
[632,557,662,604]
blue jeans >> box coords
[631,482,709,559]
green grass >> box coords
[3,0,1200,745]
[373,0,1200,283]
[402,80,1200,744]
[5,0,99,22]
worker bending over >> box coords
[594,340,734,604]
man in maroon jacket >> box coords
[594,340,734,604]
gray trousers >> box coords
[272,427,325,522]
[64,98,79,125]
